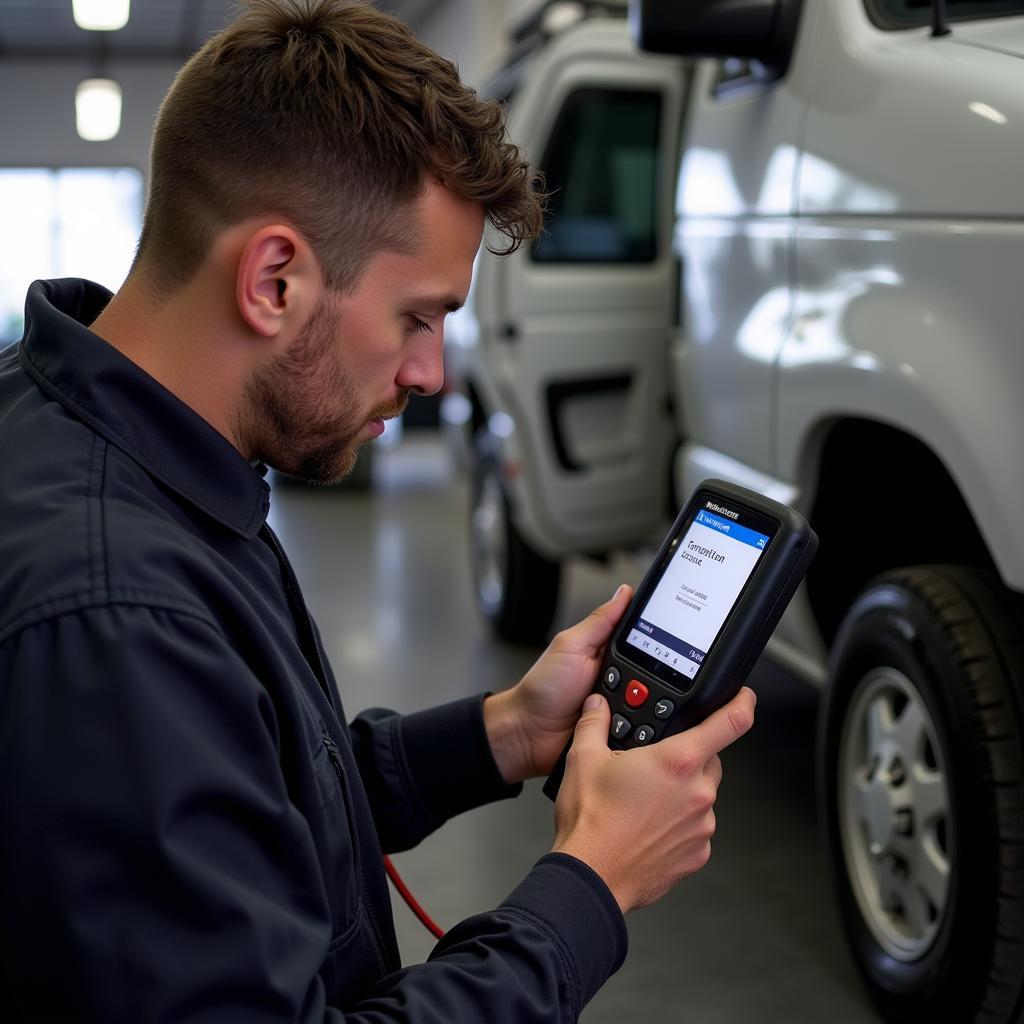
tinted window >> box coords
[867,0,1024,29]
[533,89,662,264]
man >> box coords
[0,1,755,1020]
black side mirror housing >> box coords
[630,0,804,74]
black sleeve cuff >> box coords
[500,852,628,1010]
[397,693,523,826]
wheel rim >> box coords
[471,468,507,612]
[837,667,952,962]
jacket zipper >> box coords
[262,524,336,710]
[321,728,391,973]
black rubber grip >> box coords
[542,737,573,801]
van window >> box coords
[532,88,661,264]
[867,0,1024,29]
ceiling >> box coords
[0,0,429,61]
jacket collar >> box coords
[20,278,271,539]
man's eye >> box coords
[409,316,434,334]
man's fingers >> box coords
[704,753,722,787]
[557,585,633,655]
[661,687,756,764]
[571,693,611,751]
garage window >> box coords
[0,167,143,345]
[532,88,661,264]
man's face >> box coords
[246,182,484,483]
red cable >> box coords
[383,854,445,939]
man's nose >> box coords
[397,331,445,397]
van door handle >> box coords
[498,321,519,340]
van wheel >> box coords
[819,567,1024,1023]
[469,436,560,644]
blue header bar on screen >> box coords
[694,509,770,550]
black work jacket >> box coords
[0,280,626,1022]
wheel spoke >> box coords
[890,829,948,934]
[914,839,950,918]
[849,772,874,825]
[866,695,894,761]
[877,856,903,912]
[911,768,947,827]
[885,838,925,935]
[893,698,927,763]
[900,876,934,938]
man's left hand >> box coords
[483,585,633,784]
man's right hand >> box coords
[551,687,756,914]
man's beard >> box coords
[242,296,408,484]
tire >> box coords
[819,567,1024,1023]
[468,434,561,644]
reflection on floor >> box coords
[268,436,880,1023]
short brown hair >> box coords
[134,0,543,293]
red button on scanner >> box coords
[624,680,649,708]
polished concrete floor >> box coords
[268,435,881,1023]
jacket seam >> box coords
[498,905,582,1021]
[86,433,110,600]
[0,589,218,648]
[20,342,266,538]
[86,432,94,595]
[100,438,110,595]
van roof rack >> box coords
[510,0,627,48]
[487,0,627,98]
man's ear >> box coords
[235,225,320,340]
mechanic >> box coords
[0,1,756,1020]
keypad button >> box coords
[654,698,675,720]
[603,666,621,691]
[625,680,649,708]
[610,714,632,741]
[633,724,655,746]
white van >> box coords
[454,0,1024,1020]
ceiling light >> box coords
[76,79,122,141]
[542,2,585,35]
[72,0,130,31]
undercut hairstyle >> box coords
[134,0,544,294]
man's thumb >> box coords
[572,693,610,748]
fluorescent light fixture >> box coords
[72,0,130,31]
[76,79,122,141]
[542,2,585,34]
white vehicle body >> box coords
[675,0,1024,682]
[459,2,1024,1019]
[462,0,1024,676]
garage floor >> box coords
[267,435,881,1023]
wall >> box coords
[0,59,181,181]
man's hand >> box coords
[552,687,756,913]
[483,585,633,785]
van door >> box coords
[488,37,687,557]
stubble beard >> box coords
[242,295,408,485]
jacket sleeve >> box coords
[348,697,523,852]
[364,853,629,1023]
[0,605,626,1023]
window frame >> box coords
[530,86,664,267]
[864,0,1024,31]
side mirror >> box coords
[630,0,804,74]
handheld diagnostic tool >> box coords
[543,479,818,800]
